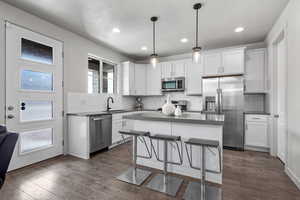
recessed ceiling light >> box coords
[141,46,147,51]
[235,27,244,33]
[180,38,188,43]
[112,27,120,33]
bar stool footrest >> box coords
[117,167,151,186]
[146,174,183,197]
[183,181,222,200]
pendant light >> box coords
[150,16,158,68]
[192,3,202,63]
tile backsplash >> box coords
[142,93,203,111]
[244,94,265,112]
[66,92,265,114]
[142,93,265,112]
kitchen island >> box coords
[123,112,224,184]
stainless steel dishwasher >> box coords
[89,114,112,153]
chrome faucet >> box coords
[107,96,114,111]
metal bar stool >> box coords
[116,129,152,186]
[146,134,183,197]
[183,138,222,200]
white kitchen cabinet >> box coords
[244,49,267,93]
[203,52,222,76]
[203,48,245,76]
[134,64,147,95]
[185,59,203,95]
[122,61,135,95]
[147,63,162,95]
[122,62,147,96]
[222,49,245,74]
[161,60,186,78]
[172,60,186,77]
[245,114,269,152]
[161,62,173,78]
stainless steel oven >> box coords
[161,77,185,92]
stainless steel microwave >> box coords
[161,77,185,92]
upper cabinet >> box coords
[161,62,173,78]
[122,62,147,96]
[134,64,147,95]
[122,61,135,95]
[161,60,186,79]
[203,52,222,75]
[147,63,162,96]
[244,48,267,93]
[203,47,245,76]
[172,60,186,77]
[222,49,245,74]
[185,58,203,95]
[122,62,161,96]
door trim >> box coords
[270,24,288,164]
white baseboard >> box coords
[285,167,300,190]
[245,145,269,153]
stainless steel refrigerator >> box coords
[202,76,244,150]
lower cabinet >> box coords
[245,114,269,151]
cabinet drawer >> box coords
[245,115,268,122]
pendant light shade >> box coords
[150,16,158,68]
[192,3,202,63]
[150,53,158,67]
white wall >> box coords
[266,0,300,189]
[0,1,131,125]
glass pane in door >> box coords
[20,128,53,153]
[21,70,53,91]
[20,100,53,122]
[21,38,53,64]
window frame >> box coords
[87,55,118,94]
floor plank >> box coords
[1,143,300,200]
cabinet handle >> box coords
[93,118,104,121]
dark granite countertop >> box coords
[67,109,137,116]
[123,112,224,125]
[244,111,270,115]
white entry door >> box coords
[5,22,63,170]
[276,37,287,163]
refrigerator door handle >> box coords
[216,88,222,113]
[219,89,223,113]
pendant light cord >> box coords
[153,20,156,54]
[195,8,199,48]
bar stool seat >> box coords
[119,129,150,137]
[150,134,181,141]
[185,138,219,148]
[183,138,222,200]
[116,129,152,186]
[146,134,183,197]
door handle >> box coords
[7,114,14,119]
[274,114,279,118]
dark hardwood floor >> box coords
[1,142,300,200]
